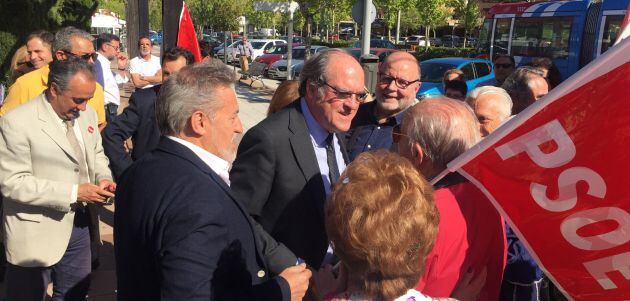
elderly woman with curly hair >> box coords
[320,151,484,301]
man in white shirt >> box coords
[128,36,161,89]
[96,33,128,122]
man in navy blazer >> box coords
[114,61,311,300]
[102,47,194,179]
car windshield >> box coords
[251,42,267,49]
[267,45,287,54]
[420,62,458,83]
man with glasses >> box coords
[1,27,107,127]
[345,51,421,161]
[231,49,365,269]
[96,33,129,122]
[476,54,516,88]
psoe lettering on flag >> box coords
[434,38,630,300]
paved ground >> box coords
[0,48,283,299]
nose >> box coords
[77,101,88,111]
[386,78,398,91]
[235,116,244,134]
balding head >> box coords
[398,97,480,179]
[467,86,512,137]
[375,51,421,119]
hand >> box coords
[451,266,487,301]
[99,179,117,193]
[279,263,312,301]
[311,263,348,300]
[77,183,115,204]
[117,54,128,70]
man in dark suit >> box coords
[114,61,311,300]
[102,47,194,179]
[230,49,366,268]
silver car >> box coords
[267,45,329,80]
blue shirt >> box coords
[300,98,346,198]
[345,101,405,162]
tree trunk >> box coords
[305,14,313,60]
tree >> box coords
[188,0,214,35]
[148,0,162,31]
[415,0,449,50]
[449,0,483,47]
[98,0,126,19]
[374,0,412,41]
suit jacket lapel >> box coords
[77,112,94,178]
[37,95,79,164]
[288,103,321,183]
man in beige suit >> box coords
[0,58,115,300]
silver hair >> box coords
[47,57,95,92]
[403,98,481,171]
[466,86,513,119]
[156,60,237,136]
[501,67,544,99]
[298,48,350,98]
[53,26,93,54]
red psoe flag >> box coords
[177,1,202,62]
[439,39,630,300]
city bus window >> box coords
[511,17,572,59]
[493,18,511,55]
[600,15,623,54]
[477,19,493,56]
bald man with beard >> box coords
[345,51,421,161]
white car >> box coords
[267,46,329,80]
[405,35,430,47]
[216,40,241,64]
[234,39,286,61]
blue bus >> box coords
[477,0,628,80]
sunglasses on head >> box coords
[64,51,98,61]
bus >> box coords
[477,0,628,80]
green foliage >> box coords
[415,46,476,61]
[0,0,98,87]
[449,0,483,43]
[98,0,126,19]
[149,0,162,31]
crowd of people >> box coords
[0,26,567,301]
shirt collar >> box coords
[300,97,330,146]
[166,136,232,186]
[96,52,111,68]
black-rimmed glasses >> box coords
[378,74,420,89]
[64,51,98,62]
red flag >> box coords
[439,39,630,300]
[177,1,202,62]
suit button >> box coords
[74,168,79,172]
[257,270,265,278]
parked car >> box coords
[251,43,302,76]
[267,45,329,80]
[416,57,494,99]
[429,37,442,47]
[353,39,397,49]
[405,35,430,47]
[441,35,463,47]
[233,39,286,61]
[280,36,306,44]
[216,40,242,64]
[149,31,162,45]
[292,47,399,79]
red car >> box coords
[252,43,301,75]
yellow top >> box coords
[0,65,106,125]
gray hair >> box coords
[53,26,93,54]
[47,57,95,92]
[298,48,349,98]
[403,98,481,172]
[501,66,544,109]
[156,60,237,136]
[466,86,513,119]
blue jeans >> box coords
[5,209,91,301]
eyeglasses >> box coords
[378,74,420,89]
[321,81,369,104]
[64,50,98,62]
[392,124,411,143]
[494,63,513,69]
[106,43,120,51]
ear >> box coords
[55,50,66,61]
[414,82,421,94]
[49,82,60,98]
[188,111,208,136]
[413,143,424,165]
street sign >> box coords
[254,1,299,13]
[352,0,376,24]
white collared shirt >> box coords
[166,136,231,186]
[129,54,161,89]
[43,96,89,202]
[97,53,127,106]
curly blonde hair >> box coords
[326,151,439,300]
